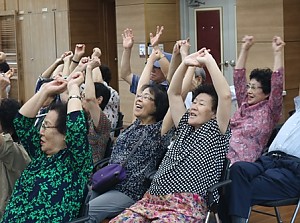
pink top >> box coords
[227,68,283,164]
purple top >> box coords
[227,67,284,164]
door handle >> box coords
[219,60,229,67]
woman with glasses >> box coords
[227,35,285,164]
[1,72,93,222]
[85,49,174,223]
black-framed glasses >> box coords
[136,94,155,101]
[246,84,262,91]
[41,122,57,130]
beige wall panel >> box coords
[4,0,18,10]
[236,42,275,75]
[119,80,136,125]
[145,0,176,3]
[18,0,33,12]
[284,42,300,90]
[116,4,146,44]
[283,0,300,41]
[0,0,4,10]
[53,0,68,11]
[116,0,144,6]
[282,88,298,121]
[55,11,70,56]
[145,4,179,43]
[237,0,284,41]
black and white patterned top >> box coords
[149,112,231,201]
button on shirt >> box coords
[269,96,300,158]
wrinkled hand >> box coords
[241,35,254,50]
[74,44,86,57]
[150,26,164,47]
[42,78,67,96]
[62,51,73,63]
[87,57,101,70]
[196,48,214,66]
[179,38,191,56]
[92,47,102,58]
[68,71,85,88]
[272,36,285,53]
[122,28,134,49]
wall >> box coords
[236,0,300,121]
[115,0,180,125]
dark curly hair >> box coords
[140,84,169,122]
[249,68,272,95]
[0,98,21,141]
[99,65,112,85]
[192,84,218,114]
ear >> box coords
[97,96,103,105]
[264,93,270,100]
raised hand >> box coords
[179,38,191,58]
[74,44,86,58]
[272,36,285,53]
[122,28,134,49]
[67,71,85,88]
[87,57,101,70]
[92,47,102,58]
[241,35,254,51]
[42,78,68,96]
[150,26,164,47]
[184,48,207,67]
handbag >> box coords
[91,132,146,194]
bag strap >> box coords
[121,131,146,166]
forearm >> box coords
[273,51,283,71]
[67,85,82,113]
[92,67,104,83]
[120,48,133,81]
[158,57,169,79]
[136,58,154,94]
[167,54,181,83]
[235,48,249,69]
[85,67,96,99]
[168,62,188,97]
[41,60,61,78]
[181,66,195,100]
[19,91,48,118]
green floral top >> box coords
[1,111,93,223]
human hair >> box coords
[249,68,272,95]
[99,65,112,85]
[192,84,218,114]
[48,102,67,135]
[141,83,169,122]
[94,82,111,110]
[0,98,21,141]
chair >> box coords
[249,198,300,223]
[113,111,124,137]
[205,158,232,223]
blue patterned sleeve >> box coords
[65,111,92,167]
[130,74,140,94]
[13,112,41,159]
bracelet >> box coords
[68,95,81,101]
[72,59,79,64]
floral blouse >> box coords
[227,68,283,164]
[1,111,93,223]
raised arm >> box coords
[69,44,86,73]
[84,57,102,126]
[67,71,85,113]
[197,50,231,134]
[272,36,285,71]
[120,28,134,85]
[166,41,182,83]
[40,52,70,78]
[150,26,169,77]
[235,35,254,69]
[19,79,67,118]
[0,74,10,99]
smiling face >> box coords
[40,110,66,156]
[247,79,269,105]
[134,88,156,124]
[188,93,216,129]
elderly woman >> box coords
[227,36,285,164]
[86,49,174,223]
[109,47,232,223]
[1,72,93,222]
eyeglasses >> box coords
[136,94,155,101]
[41,122,57,130]
[246,84,262,91]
